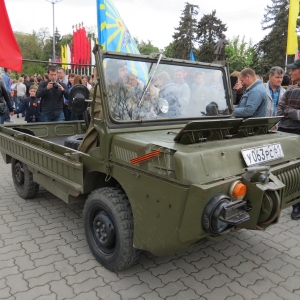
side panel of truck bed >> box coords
[0,126,85,202]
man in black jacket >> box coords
[0,80,14,124]
[36,65,68,122]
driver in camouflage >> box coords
[106,59,140,120]
[107,83,139,120]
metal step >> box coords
[218,200,250,225]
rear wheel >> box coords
[11,159,39,199]
[83,187,140,271]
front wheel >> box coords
[83,187,140,271]
[11,159,39,199]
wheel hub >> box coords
[14,162,24,185]
[92,211,115,249]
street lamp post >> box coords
[45,0,63,62]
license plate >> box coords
[241,143,284,166]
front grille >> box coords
[273,164,300,202]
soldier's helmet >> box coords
[106,59,127,81]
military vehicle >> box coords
[0,46,299,271]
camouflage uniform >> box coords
[137,99,158,120]
[108,82,139,120]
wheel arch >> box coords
[1,153,12,164]
[83,171,119,194]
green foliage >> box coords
[163,42,174,58]
[134,38,160,55]
[13,27,68,76]
[14,31,47,76]
[172,2,199,59]
[60,34,73,46]
[255,0,298,77]
[225,36,255,73]
[196,10,227,63]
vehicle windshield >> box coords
[103,57,230,122]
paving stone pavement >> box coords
[0,129,300,299]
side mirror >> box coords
[68,84,90,115]
[158,98,169,114]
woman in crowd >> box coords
[68,75,84,121]
[73,75,83,85]
[82,75,92,90]
[87,75,93,88]
[15,77,27,118]
[36,75,43,86]
[43,73,49,81]
[230,71,244,105]
[63,73,76,121]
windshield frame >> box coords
[98,50,233,128]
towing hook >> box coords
[243,165,270,182]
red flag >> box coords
[82,26,88,66]
[79,26,84,68]
[0,0,22,72]
[70,26,75,65]
[69,44,74,64]
[87,38,91,66]
[73,26,79,67]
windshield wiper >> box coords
[138,53,163,107]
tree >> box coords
[134,38,160,55]
[255,0,299,77]
[163,42,175,58]
[172,2,199,59]
[225,36,255,73]
[42,32,63,62]
[36,27,50,47]
[196,10,227,63]
[14,31,47,76]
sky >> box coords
[5,0,272,49]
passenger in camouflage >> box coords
[136,80,160,120]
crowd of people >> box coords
[105,59,229,120]
[1,59,300,220]
[0,67,94,124]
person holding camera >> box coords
[36,65,69,122]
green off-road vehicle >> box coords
[0,46,299,271]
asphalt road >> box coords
[0,116,300,300]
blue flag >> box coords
[190,49,195,61]
[96,0,148,83]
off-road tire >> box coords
[11,159,39,199]
[83,187,140,271]
[64,134,85,150]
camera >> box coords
[52,82,58,89]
